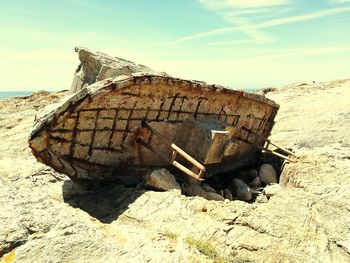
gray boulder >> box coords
[144,169,181,191]
[223,189,233,200]
[259,163,278,185]
[201,183,217,193]
[231,178,253,201]
[70,47,169,93]
[182,184,225,201]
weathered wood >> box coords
[174,119,235,164]
[137,121,205,180]
[29,74,279,183]
[242,126,297,158]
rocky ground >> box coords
[0,79,349,263]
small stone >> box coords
[259,163,278,185]
[144,169,181,191]
[206,192,225,201]
[201,183,217,193]
[255,194,269,203]
[182,184,207,197]
[231,178,252,201]
[263,184,282,197]
[10,176,20,182]
[135,181,145,190]
[223,189,233,201]
[248,176,262,188]
[182,184,224,201]
[240,169,259,182]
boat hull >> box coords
[29,75,279,183]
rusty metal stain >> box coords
[29,75,279,183]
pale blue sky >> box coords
[0,0,349,91]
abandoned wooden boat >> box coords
[29,74,279,184]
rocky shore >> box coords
[1,79,349,263]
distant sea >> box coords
[0,88,255,100]
[243,88,255,93]
[0,91,33,100]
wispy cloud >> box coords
[168,1,350,45]
[330,0,350,3]
[199,0,288,8]
[259,6,350,28]
[147,46,350,89]
[168,27,239,44]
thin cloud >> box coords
[167,26,238,45]
[199,0,288,9]
[208,39,252,46]
[330,0,350,3]
[168,6,350,45]
[260,6,350,28]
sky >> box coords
[0,0,349,91]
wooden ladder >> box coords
[136,121,206,181]
[239,126,298,162]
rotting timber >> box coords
[29,74,280,184]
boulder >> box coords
[182,184,224,201]
[223,189,233,201]
[182,184,208,198]
[206,192,225,201]
[144,169,181,191]
[239,169,259,182]
[263,184,282,197]
[259,163,278,185]
[201,183,217,193]
[247,176,262,188]
[3,79,350,262]
[70,47,169,93]
[231,178,253,201]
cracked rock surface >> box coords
[1,79,350,262]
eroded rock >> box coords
[2,79,350,262]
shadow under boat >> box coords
[62,180,144,224]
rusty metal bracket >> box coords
[239,126,298,162]
[137,121,206,180]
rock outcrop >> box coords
[1,77,350,262]
[70,47,169,93]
